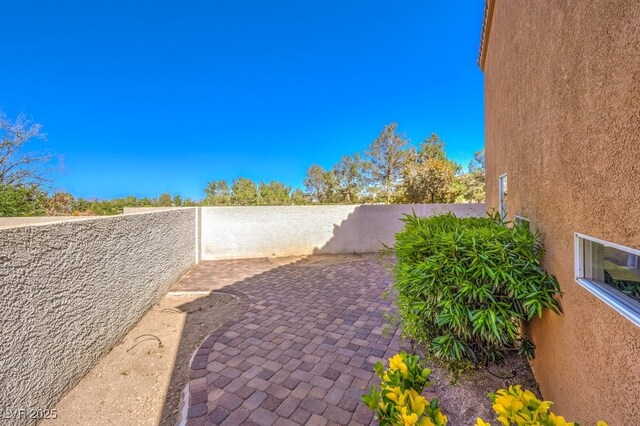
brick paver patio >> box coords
[177,255,403,425]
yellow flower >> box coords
[434,411,448,426]
[493,403,508,416]
[406,389,427,416]
[386,385,402,395]
[476,419,491,426]
[418,417,435,426]
[496,414,510,426]
[509,398,524,412]
[513,413,531,426]
[596,422,608,426]
[389,354,409,377]
[533,400,553,418]
[521,390,537,405]
[389,354,403,367]
[548,412,576,426]
[386,386,407,407]
[401,412,419,426]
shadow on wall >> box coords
[312,204,487,255]
[199,204,486,260]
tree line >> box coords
[0,112,484,217]
[302,123,484,205]
[204,123,485,206]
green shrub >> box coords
[393,212,561,369]
[362,352,447,426]
[0,184,47,217]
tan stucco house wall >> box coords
[481,1,640,424]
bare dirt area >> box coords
[43,292,240,426]
[421,352,540,425]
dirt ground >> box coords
[43,292,240,426]
[421,351,540,425]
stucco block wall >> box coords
[483,1,640,423]
[200,204,485,260]
[0,209,196,423]
[0,216,91,229]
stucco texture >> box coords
[483,1,640,424]
[0,209,196,424]
[199,204,486,260]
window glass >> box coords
[499,174,508,219]
[577,235,640,326]
[583,239,640,302]
[582,239,640,304]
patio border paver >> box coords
[179,257,404,426]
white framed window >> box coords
[498,174,507,219]
[575,233,640,327]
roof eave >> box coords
[478,0,496,71]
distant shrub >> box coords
[393,212,562,369]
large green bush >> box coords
[393,212,561,369]
[0,184,47,217]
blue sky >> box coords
[1,1,485,200]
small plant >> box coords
[362,352,447,426]
[393,212,562,369]
[364,354,608,426]
[475,385,608,426]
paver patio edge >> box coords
[176,257,400,426]
[177,289,252,426]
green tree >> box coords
[456,149,485,202]
[71,198,92,215]
[290,188,310,205]
[158,192,172,207]
[172,195,183,206]
[303,164,336,203]
[258,181,291,205]
[231,177,258,205]
[138,197,154,206]
[399,134,461,204]
[0,184,47,216]
[332,153,367,203]
[366,123,412,203]
[469,149,485,174]
[416,133,447,161]
[86,200,119,215]
[121,196,139,207]
[204,180,231,205]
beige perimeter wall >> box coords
[0,209,196,424]
[484,1,640,423]
[199,204,486,260]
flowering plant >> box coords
[476,385,608,426]
[363,354,609,426]
[362,352,447,426]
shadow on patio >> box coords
[164,254,402,426]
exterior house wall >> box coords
[0,209,196,424]
[198,204,486,260]
[483,1,640,423]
